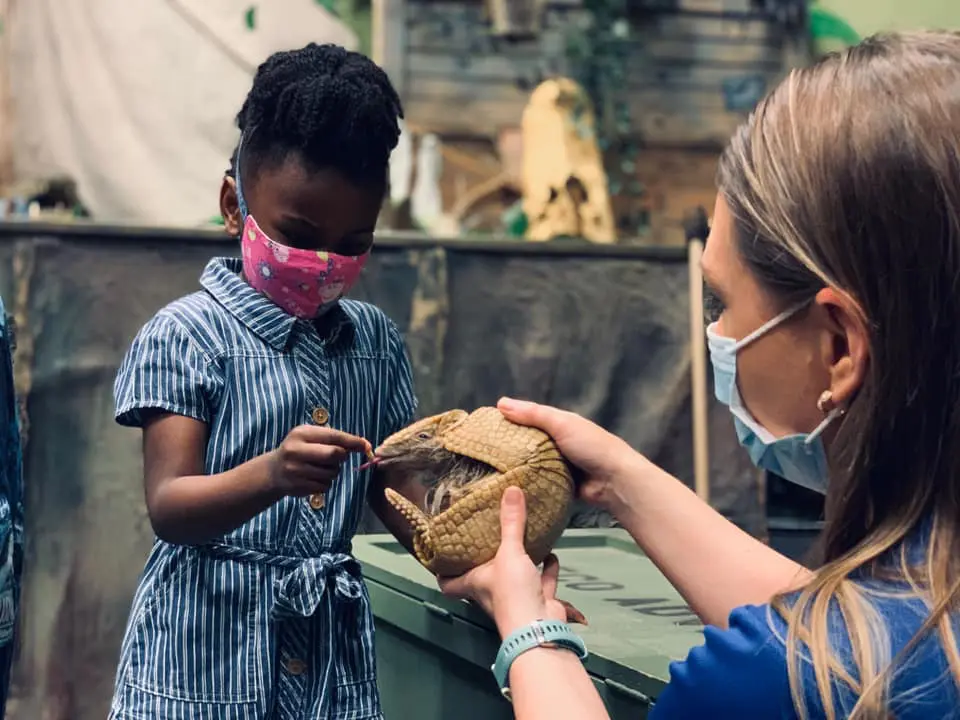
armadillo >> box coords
[362,406,577,578]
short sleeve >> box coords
[649,605,795,720]
[114,313,218,428]
[382,320,418,438]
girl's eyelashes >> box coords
[273,226,317,250]
[269,225,374,255]
[335,235,374,256]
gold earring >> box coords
[816,390,834,414]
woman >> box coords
[440,31,960,719]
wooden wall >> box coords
[379,1,800,146]
[374,0,808,244]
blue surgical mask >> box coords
[706,301,841,494]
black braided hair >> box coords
[229,43,403,188]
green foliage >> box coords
[327,0,373,58]
[563,0,646,235]
[241,2,372,57]
[808,3,861,55]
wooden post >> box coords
[684,207,711,503]
[371,0,406,98]
[485,0,543,38]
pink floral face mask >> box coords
[240,214,368,319]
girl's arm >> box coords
[140,412,280,545]
[367,318,423,554]
[142,411,369,545]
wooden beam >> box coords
[371,0,407,98]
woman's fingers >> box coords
[498,486,528,549]
[497,397,570,434]
[541,553,560,599]
[437,573,473,599]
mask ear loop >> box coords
[731,298,811,353]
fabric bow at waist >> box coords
[203,542,364,621]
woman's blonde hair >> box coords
[717,30,960,719]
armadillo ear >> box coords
[437,409,469,433]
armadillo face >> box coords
[366,410,467,471]
[382,407,576,577]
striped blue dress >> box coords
[108,257,417,720]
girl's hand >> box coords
[268,425,372,498]
[438,486,568,637]
[496,397,644,512]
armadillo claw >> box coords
[384,487,428,530]
[383,487,437,568]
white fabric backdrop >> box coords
[8,0,357,225]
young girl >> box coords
[108,43,422,719]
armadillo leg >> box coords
[384,487,437,568]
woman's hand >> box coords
[496,397,644,512]
[438,486,568,637]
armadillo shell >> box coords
[394,407,577,577]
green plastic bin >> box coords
[353,529,707,719]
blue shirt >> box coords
[651,588,960,718]
[108,257,417,720]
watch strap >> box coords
[491,619,588,700]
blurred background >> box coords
[0,1,955,718]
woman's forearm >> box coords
[607,455,811,628]
[507,648,609,720]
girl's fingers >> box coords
[285,462,339,489]
[291,441,348,466]
[294,425,371,454]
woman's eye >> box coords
[703,285,725,324]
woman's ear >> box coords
[220,176,242,236]
[815,286,869,407]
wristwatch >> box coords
[491,619,588,701]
